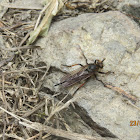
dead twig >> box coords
[23,101,45,117]
[105,84,137,103]
[2,114,6,140]
[46,97,76,122]
[26,133,41,140]
[0,106,118,140]
[20,121,107,140]
[0,133,24,140]
[126,100,140,111]
[4,66,47,74]
[3,45,40,51]
[18,32,31,47]
[0,55,14,68]
[0,79,11,85]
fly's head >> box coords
[94,58,105,69]
[87,58,105,72]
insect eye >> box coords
[95,59,99,64]
[95,60,97,64]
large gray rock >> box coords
[36,11,140,140]
[117,0,140,25]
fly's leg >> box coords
[62,64,84,67]
[54,81,66,86]
[98,71,113,74]
[80,49,88,65]
[77,45,88,65]
[98,71,107,74]
[72,78,90,96]
[94,74,106,86]
[72,83,85,96]
[80,51,88,65]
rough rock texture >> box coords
[117,0,140,25]
[36,11,140,140]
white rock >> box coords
[37,11,140,140]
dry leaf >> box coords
[27,0,64,45]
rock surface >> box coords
[36,11,140,140]
[117,0,140,25]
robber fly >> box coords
[55,49,106,95]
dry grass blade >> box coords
[4,66,47,74]
[20,121,111,140]
[0,106,118,140]
[3,45,40,51]
[46,96,76,121]
[126,100,140,111]
[0,133,24,140]
[0,106,31,123]
[0,55,14,68]
[27,0,64,45]
[26,133,41,140]
[23,101,45,117]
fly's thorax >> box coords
[87,64,98,72]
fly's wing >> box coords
[61,65,88,83]
[61,67,93,88]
